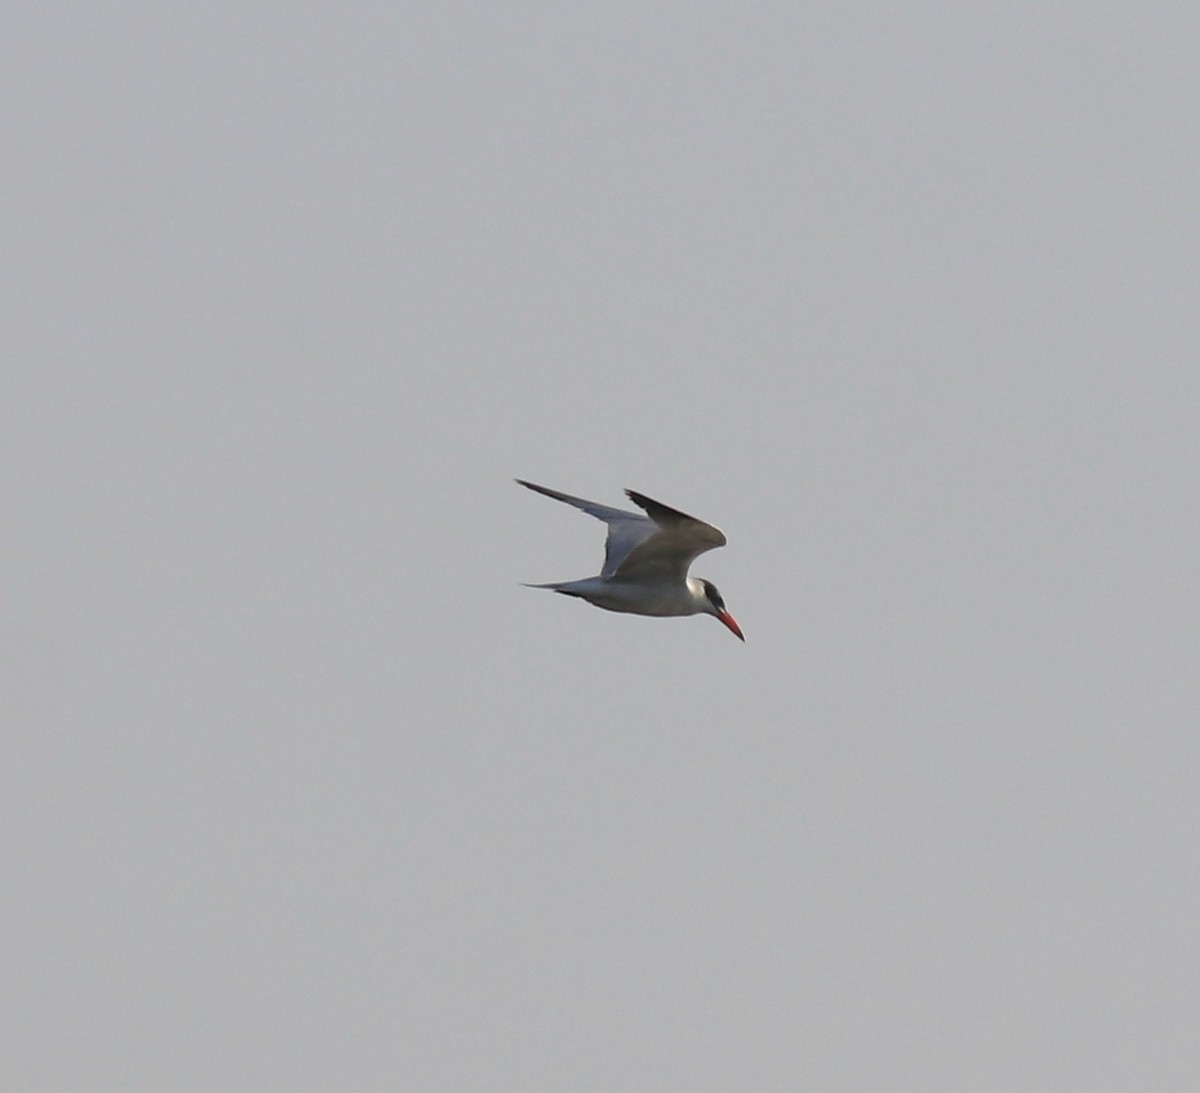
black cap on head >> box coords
[700,579,725,612]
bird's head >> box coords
[699,579,744,641]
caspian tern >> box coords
[516,479,744,641]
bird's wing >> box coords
[516,480,659,577]
[614,490,728,582]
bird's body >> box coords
[516,479,744,640]
[525,575,711,616]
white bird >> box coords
[517,479,744,641]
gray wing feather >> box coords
[516,480,658,577]
[616,489,727,581]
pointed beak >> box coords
[716,610,745,641]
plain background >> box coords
[5,3,1198,1090]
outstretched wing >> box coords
[516,480,659,577]
[614,490,727,581]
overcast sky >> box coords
[6,3,1199,1090]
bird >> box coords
[516,479,744,641]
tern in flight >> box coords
[516,479,744,641]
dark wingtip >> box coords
[624,489,662,512]
[624,489,703,525]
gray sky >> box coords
[6,3,1198,1090]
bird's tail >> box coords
[520,581,589,598]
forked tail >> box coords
[520,581,589,598]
